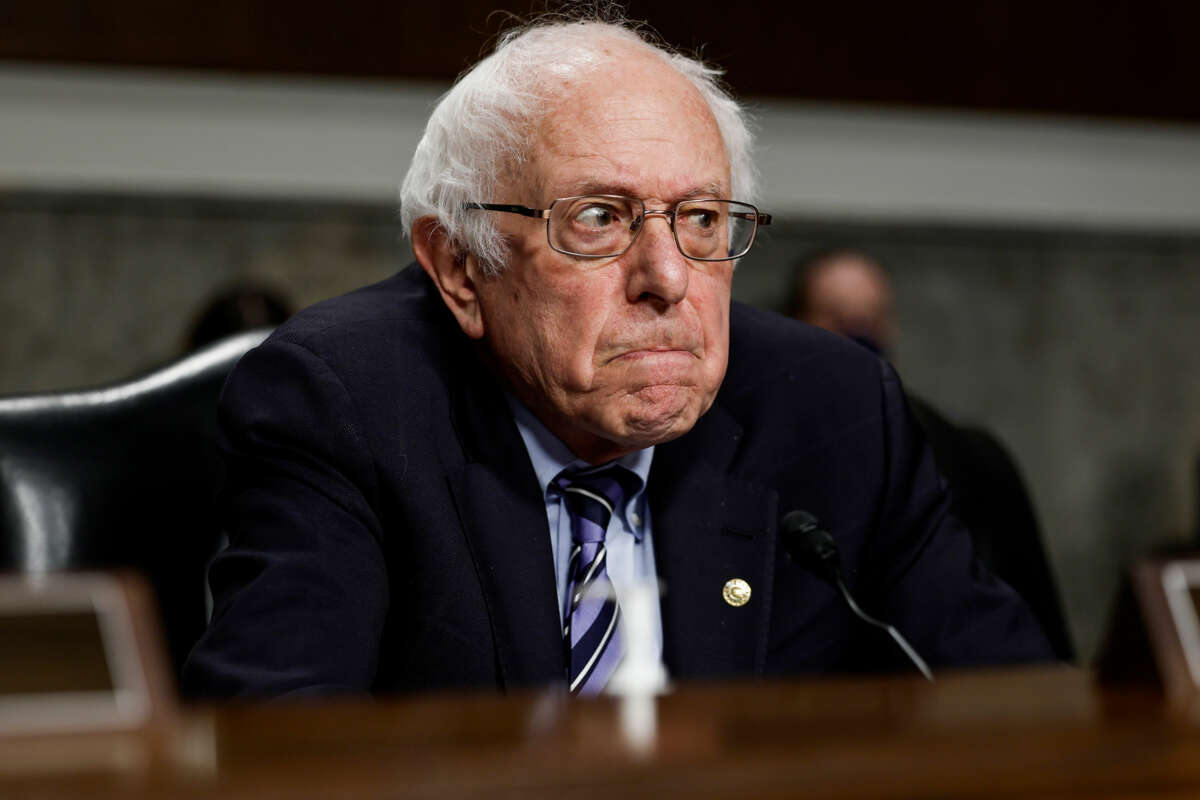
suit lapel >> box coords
[445,351,565,690]
[650,401,777,680]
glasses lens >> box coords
[548,195,639,258]
[675,200,758,260]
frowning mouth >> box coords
[609,347,698,363]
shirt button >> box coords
[630,512,642,527]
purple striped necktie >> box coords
[556,465,637,696]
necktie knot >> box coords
[555,465,638,545]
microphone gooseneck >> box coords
[779,510,934,682]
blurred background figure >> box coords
[185,285,293,353]
[789,249,893,356]
[792,249,1074,660]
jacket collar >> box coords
[444,344,567,690]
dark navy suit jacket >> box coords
[183,265,1053,697]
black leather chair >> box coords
[0,330,269,681]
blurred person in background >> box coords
[792,249,1074,659]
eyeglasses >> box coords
[463,195,772,262]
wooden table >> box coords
[3,666,1200,799]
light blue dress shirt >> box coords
[506,395,665,667]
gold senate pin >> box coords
[722,578,751,607]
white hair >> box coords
[399,16,758,274]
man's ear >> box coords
[412,217,485,340]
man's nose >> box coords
[625,211,689,307]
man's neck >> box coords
[505,392,655,493]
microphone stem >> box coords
[835,575,934,682]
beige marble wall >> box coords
[0,193,401,392]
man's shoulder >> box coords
[726,301,887,398]
[218,264,468,461]
[232,263,462,404]
[269,264,441,351]
[714,302,901,459]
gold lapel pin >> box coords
[722,578,751,607]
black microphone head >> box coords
[780,510,841,583]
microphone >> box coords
[780,510,934,682]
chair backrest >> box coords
[0,329,269,680]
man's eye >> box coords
[575,206,619,228]
[682,209,719,229]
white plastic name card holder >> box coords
[0,572,171,737]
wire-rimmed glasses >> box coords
[464,195,771,262]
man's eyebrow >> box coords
[560,179,637,197]
[680,183,727,200]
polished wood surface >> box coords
[4,666,1200,799]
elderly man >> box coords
[184,17,1052,697]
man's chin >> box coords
[561,385,715,463]
[614,389,706,447]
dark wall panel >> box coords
[4,1,1200,122]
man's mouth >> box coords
[610,347,698,363]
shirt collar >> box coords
[506,393,654,519]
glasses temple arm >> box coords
[462,202,549,219]
[727,211,772,225]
